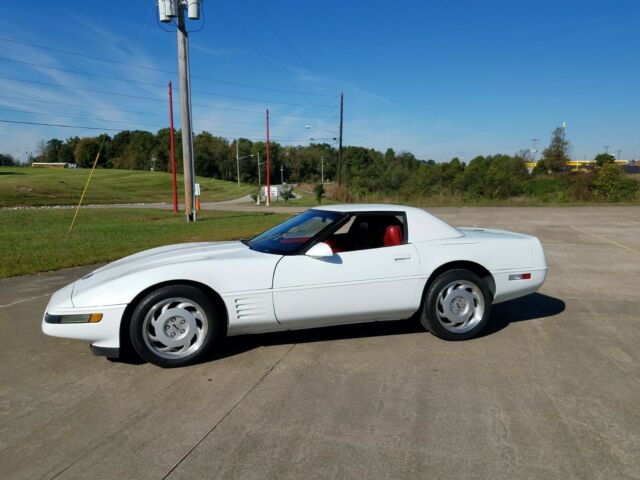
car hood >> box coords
[72,241,251,303]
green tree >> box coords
[281,185,294,204]
[594,153,615,167]
[542,127,571,172]
[74,137,102,168]
[0,153,16,166]
[314,183,325,204]
[58,137,79,165]
[484,155,527,198]
[594,163,639,201]
[44,138,63,163]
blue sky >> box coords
[1,0,639,162]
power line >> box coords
[241,1,313,72]
[0,56,167,88]
[0,36,335,97]
[0,106,166,130]
[0,118,122,132]
[0,94,335,126]
[0,106,319,139]
[212,3,312,99]
[0,94,160,116]
[0,57,334,108]
[0,77,338,118]
[0,117,336,144]
[1,75,168,102]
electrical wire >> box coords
[0,106,166,130]
[0,93,337,120]
[0,118,123,132]
[0,56,168,89]
[211,2,310,98]
[0,59,334,108]
[0,117,336,144]
[240,1,313,72]
[0,36,335,97]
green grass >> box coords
[0,167,255,208]
[0,208,290,278]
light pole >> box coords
[235,139,253,188]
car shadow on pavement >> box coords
[109,292,565,366]
[479,292,565,338]
[208,292,566,362]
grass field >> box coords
[0,167,255,208]
[0,208,290,278]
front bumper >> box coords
[90,345,120,358]
[42,304,127,349]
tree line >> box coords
[2,126,638,202]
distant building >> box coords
[31,162,76,168]
[525,159,634,173]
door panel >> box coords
[273,244,421,327]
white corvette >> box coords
[43,204,547,367]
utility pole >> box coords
[321,156,324,183]
[256,151,261,206]
[236,139,240,188]
[338,92,343,185]
[158,0,201,222]
[604,145,610,154]
[177,6,195,221]
[280,164,284,185]
[617,149,622,161]
[266,109,271,206]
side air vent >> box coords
[234,295,269,322]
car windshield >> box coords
[247,210,343,255]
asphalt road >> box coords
[1,206,639,480]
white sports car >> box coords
[43,204,547,367]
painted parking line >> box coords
[0,292,52,309]
[570,225,640,257]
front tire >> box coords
[130,285,222,367]
[420,269,491,341]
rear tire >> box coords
[130,285,222,367]
[420,269,491,341]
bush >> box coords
[314,183,326,204]
[565,173,596,201]
[332,185,353,203]
[525,176,565,202]
[594,164,639,202]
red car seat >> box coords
[383,225,403,246]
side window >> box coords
[324,213,406,253]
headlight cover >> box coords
[45,313,103,324]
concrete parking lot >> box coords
[0,206,638,480]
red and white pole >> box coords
[168,81,178,213]
[266,109,271,206]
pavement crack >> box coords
[161,344,296,480]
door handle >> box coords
[394,254,412,261]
